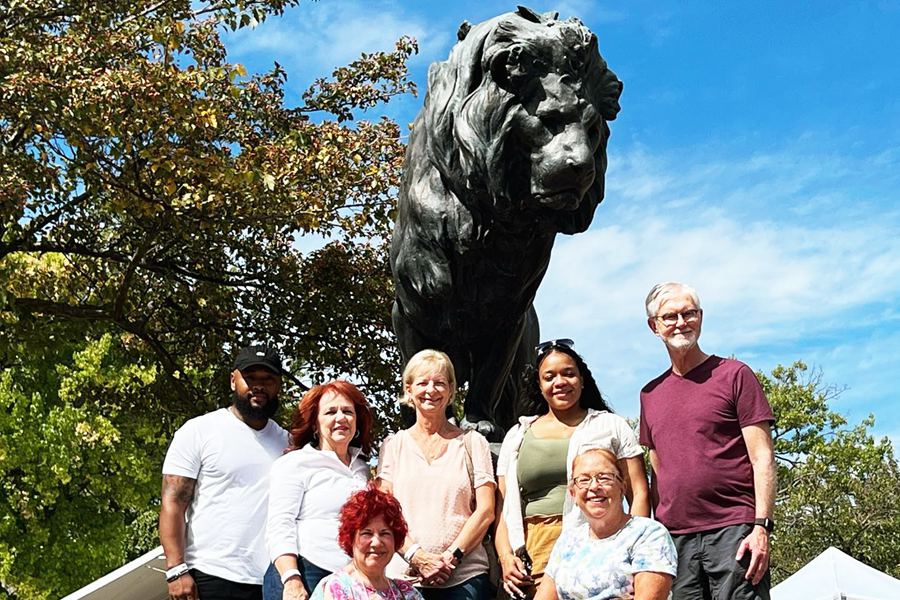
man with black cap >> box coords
[159,344,290,600]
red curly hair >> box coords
[288,380,373,455]
[338,485,408,556]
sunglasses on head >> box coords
[534,338,575,356]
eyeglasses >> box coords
[534,338,575,355]
[571,472,621,489]
[654,309,701,326]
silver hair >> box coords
[645,282,702,318]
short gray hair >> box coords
[645,282,702,318]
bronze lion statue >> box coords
[390,6,622,437]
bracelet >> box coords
[165,563,189,583]
[403,543,422,563]
[280,568,302,585]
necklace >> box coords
[409,424,455,462]
[362,580,399,600]
[348,566,400,600]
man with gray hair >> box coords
[639,282,776,600]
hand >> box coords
[441,549,459,568]
[500,552,532,599]
[735,525,770,585]
[283,577,309,600]
[167,572,198,600]
[411,549,453,586]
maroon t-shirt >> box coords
[639,356,774,534]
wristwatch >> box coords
[754,518,775,532]
[452,547,465,562]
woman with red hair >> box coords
[310,486,423,600]
[265,381,375,600]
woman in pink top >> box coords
[310,486,423,600]
[377,349,495,600]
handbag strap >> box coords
[461,430,476,510]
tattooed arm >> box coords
[159,474,198,600]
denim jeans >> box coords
[420,573,490,600]
[191,569,262,600]
[262,557,332,600]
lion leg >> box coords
[393,299,439,363]
[463,318,528,441]
[499,305,540,431]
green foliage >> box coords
[0,332,174,599]
[762,361,900,583]
[0,0,416,596]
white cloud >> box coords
[534,139,900,428]
[224,0,445,90]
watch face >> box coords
[453,548,464,561]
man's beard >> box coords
[663,330,699,352]
[232,390,279,421]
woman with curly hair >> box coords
[265,381,374,600]
[310,485,424,600]
[494,340,649,599]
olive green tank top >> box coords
[517,427,570,517]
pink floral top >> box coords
[312,571,423,600]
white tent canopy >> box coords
[771,546,900,600]
[60,545,167,600]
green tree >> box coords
[0,0,415,596]
[763,362,900,583]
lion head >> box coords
[417,6,623,234]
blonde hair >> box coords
[400,349,457,406]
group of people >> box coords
[160,282,776,600]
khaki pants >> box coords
[522,514,563,596]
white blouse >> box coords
[266,444,370,571]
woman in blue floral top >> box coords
[536,449,677,600]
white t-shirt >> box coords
[162,407,289,584]
[266,444,370,572]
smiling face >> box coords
[570,450,625,522]
[649,291,703,352]
[316,390,357,452]
[351,514,395,576]
[405,367,452,417]
[538,351,584,413]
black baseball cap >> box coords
[232,344,283,375]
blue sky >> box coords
[224,1,900,443]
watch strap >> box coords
[754,517,775,532]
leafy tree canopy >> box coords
[763,361,900,583]
[0,0,416,596]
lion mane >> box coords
[390,6,623,434]
[424,6,622,233]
